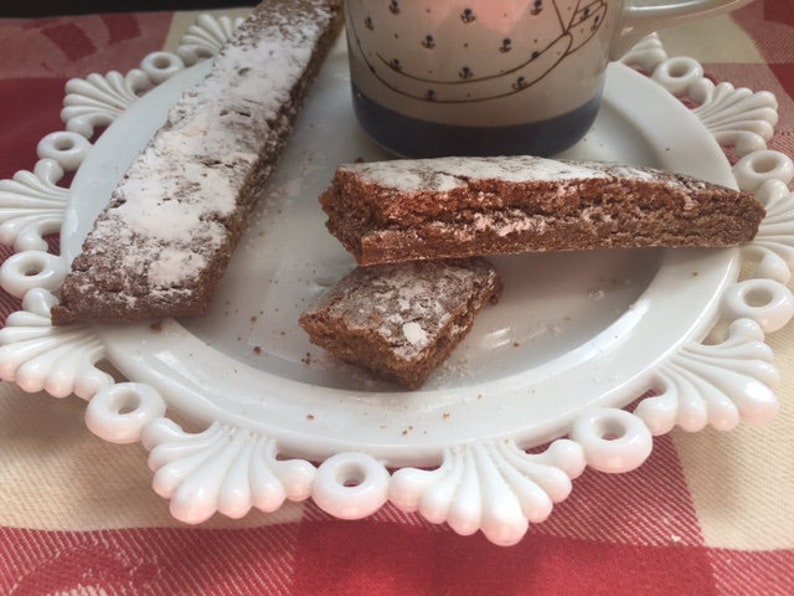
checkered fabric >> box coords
[1,2,792,593]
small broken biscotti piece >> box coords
[51,0,344,325]
[299,258,502,389]
[320,156,766,266]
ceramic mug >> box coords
[345,0,752,158]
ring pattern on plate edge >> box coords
[0,20,792,546]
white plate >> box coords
[1,27,790,546]
[65,38,737,458]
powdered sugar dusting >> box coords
[303,259,499,361]
[343,155,680,192]
[148,247,208,286]
[56,1,342,322]
[94,18,322,291]
[402,321,429,348]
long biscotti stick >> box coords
[51,0,343,325]
[320,156,766,266]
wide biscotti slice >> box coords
[299,258,502,389]
[320,156,766,266]
[51,0,344,325]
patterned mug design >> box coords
[345,0,754,157]
[348,1,608,104]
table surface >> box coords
[1,2,792,594]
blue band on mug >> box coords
[351,84,603,158]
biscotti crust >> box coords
[299,258,502,389]
[320,156,766,266]
[51,0,344,325]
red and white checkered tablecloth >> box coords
[1,2,792,594]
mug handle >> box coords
[612,0,754,59]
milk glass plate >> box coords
[0,25,790,546]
